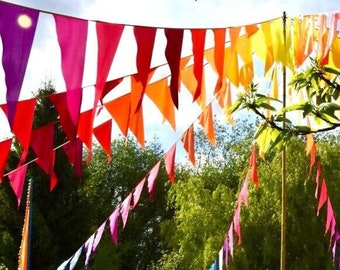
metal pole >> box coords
[280,11,287,270]
[27,178,33,270]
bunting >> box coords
[0,138,12,183]
[164,144,176,184]
[7,164,28,207]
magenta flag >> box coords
[8,164,28,207]
[92,221,106,253]
[62,138,83,179]
[0,2,39,126]
[326,198,335,235]
[147,161,161,200]
[120,193,132,228]
[165,28,184,108]
[228,223,234,258]
[133,178,145,209]
[109,208,120,245]
[317,178,328,216]
[164,144,176,184]
[54,14,87,136]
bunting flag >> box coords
[315,161,322,199]
[62,138,83,179]
[120,193,132,228]
[250,144,259,187]
[77,109,94,162]
[198,103,216,147]
[223,237,229,268]
[228,222,234,258]
[0,138,12,183]
[132,26,157,113]
[164,144,176,184]
[181,124,196,166]
[7,164,28,207]
[0,2,39,126]
[317,178,328,216]
[128,99,145,148]
[132,178,146,209]
[92,221,106,253]
[109,208,120,245]
[326,198,335,235]
[84,234,95,267]
[147,161,161,200]
[18,178,31,270]
[233,204,242,245]
[69,246,83,270]
[93,119,112,163]
[212,28,226,94]
[54,14,87,140]
[238,172,249,207]
[165,28,184,108]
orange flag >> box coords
[77,109,94,162]
[198,103,216,147]
[18,179,32,270]
[181,125,195,166]
[129,102,145,148]
[212,28,226,94]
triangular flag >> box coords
[132,178,146,209]
[250,144,259,187]
[164,144,176,184]
[164,28,184,108]
[77,109,94,162]
[0,2,39,126]
[228,222,234,258]
[190,29,206,101]
[0,138,12,183]
[101,77,124,101]
[317,178,328,216]
[62,138,83,179]
[8,164,28,207]
[120,193,132,228]
[147,161,161,200]
[315,161,322,199]
[198,103,216,147]
[224,237,229,268]
[233,204,241,245]
[181,125,195,166]
[84,234,95,267]
[212,28,226,94]
[132,26,156,113]
[238,172,249,207]
[109,208,120,245]
[325,198,335,235]
[92,221,106,253]
[128,102,145,148]
[93,119,112,163]
[69,246,83,270]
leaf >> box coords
[258,102,276,111]
[324,66,340,76]
[228,99,243,114]
[275,115,292,123]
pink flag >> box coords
[228,222,234,258]
[120,193,132,228]
[147,161,161,200]
[92,221,106,253]
[0,2,39,126]
[233,205,242,245]
[164,144,176,184]
[315,161,322,199]
[8,164,28,207]
[325,198,335,235]
[133,178,145,209]
[317,178,328,216]
[54,15,87,136]
[93,120,112,163]
[109,208,120,245]
[0,138,12,183]
[223,237,229,267]
[62,138,83,179]
[84,234,95,267]
[238,172,249,207]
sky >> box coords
[0,0,340,152]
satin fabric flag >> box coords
[164,144,176,184]
[62,138,83,179]
[92,221,106,253]
[109,208,120,245]
[69,246,83,270]
[120,193,132,228]
[8,164,28,207]
[93,119,112,163]
[198,103,216,147]
[315,162,322,199]
[233,205,241,245]
[238,172,249,207]
[128,100,145,148]
[223,237,229,267]
[228,222,234,258]
[250,144,259,187]
[212,28,226,94]
[77,109,94,162]
[132,26,156,113]
[165,28,184,108]
[95,22,124,105]
[0,138,12,183]
[133,178,146,209]
[181,125,195,166]
[147,161,161,200]
[84,234,95,267]
[0,2,39,126]
[317,178,328,216]
[218,247,224,270]
[54,15,87,139]
[325,198,335,235]
[190,29,206,101]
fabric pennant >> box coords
[190,29,206,101]
[132,178,146,209]
[132,26,157,113]
[56,258,71,270]
[128,100,145,148]
[92,221,106,253]
[101,77,124,101]
[84,234,95,267]
[198,103,216,147]
[212,28,226,94]
[325,198,335,235]
[238,172,249,207]
[218,247,223,270]
[164,28,184,108]
[77,109,94,162]
[181,125,195,166]
[228,222,234,258]
[0,2,39,126]
[109,208,120,245]
[233,204,241,245]
[250,144,259,187]
[8,163,28,207]
[93,119,112,163]
[62,138,83,179]
[317,178,328,216]
[120,193,132,228]
[0,138,12,183]
[147,161,161,200]
[164,143,176,184]
[223,237,229,268]
[315,161,322,199]
[69,245,83,270]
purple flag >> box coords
[0,2,39,126]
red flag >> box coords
[147,161,161,200]
[62,139,83,179]
[93,120,112,163]
[132,178,146,209]
[164,28,184,108]
[317,178,328,216]
[0,138,12,183]
[77,109,93,162]
[250,144,259,187]
[164,144,176,184]
[8,164,28,207]
[190,29,206,101]
[325,198,335,235]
